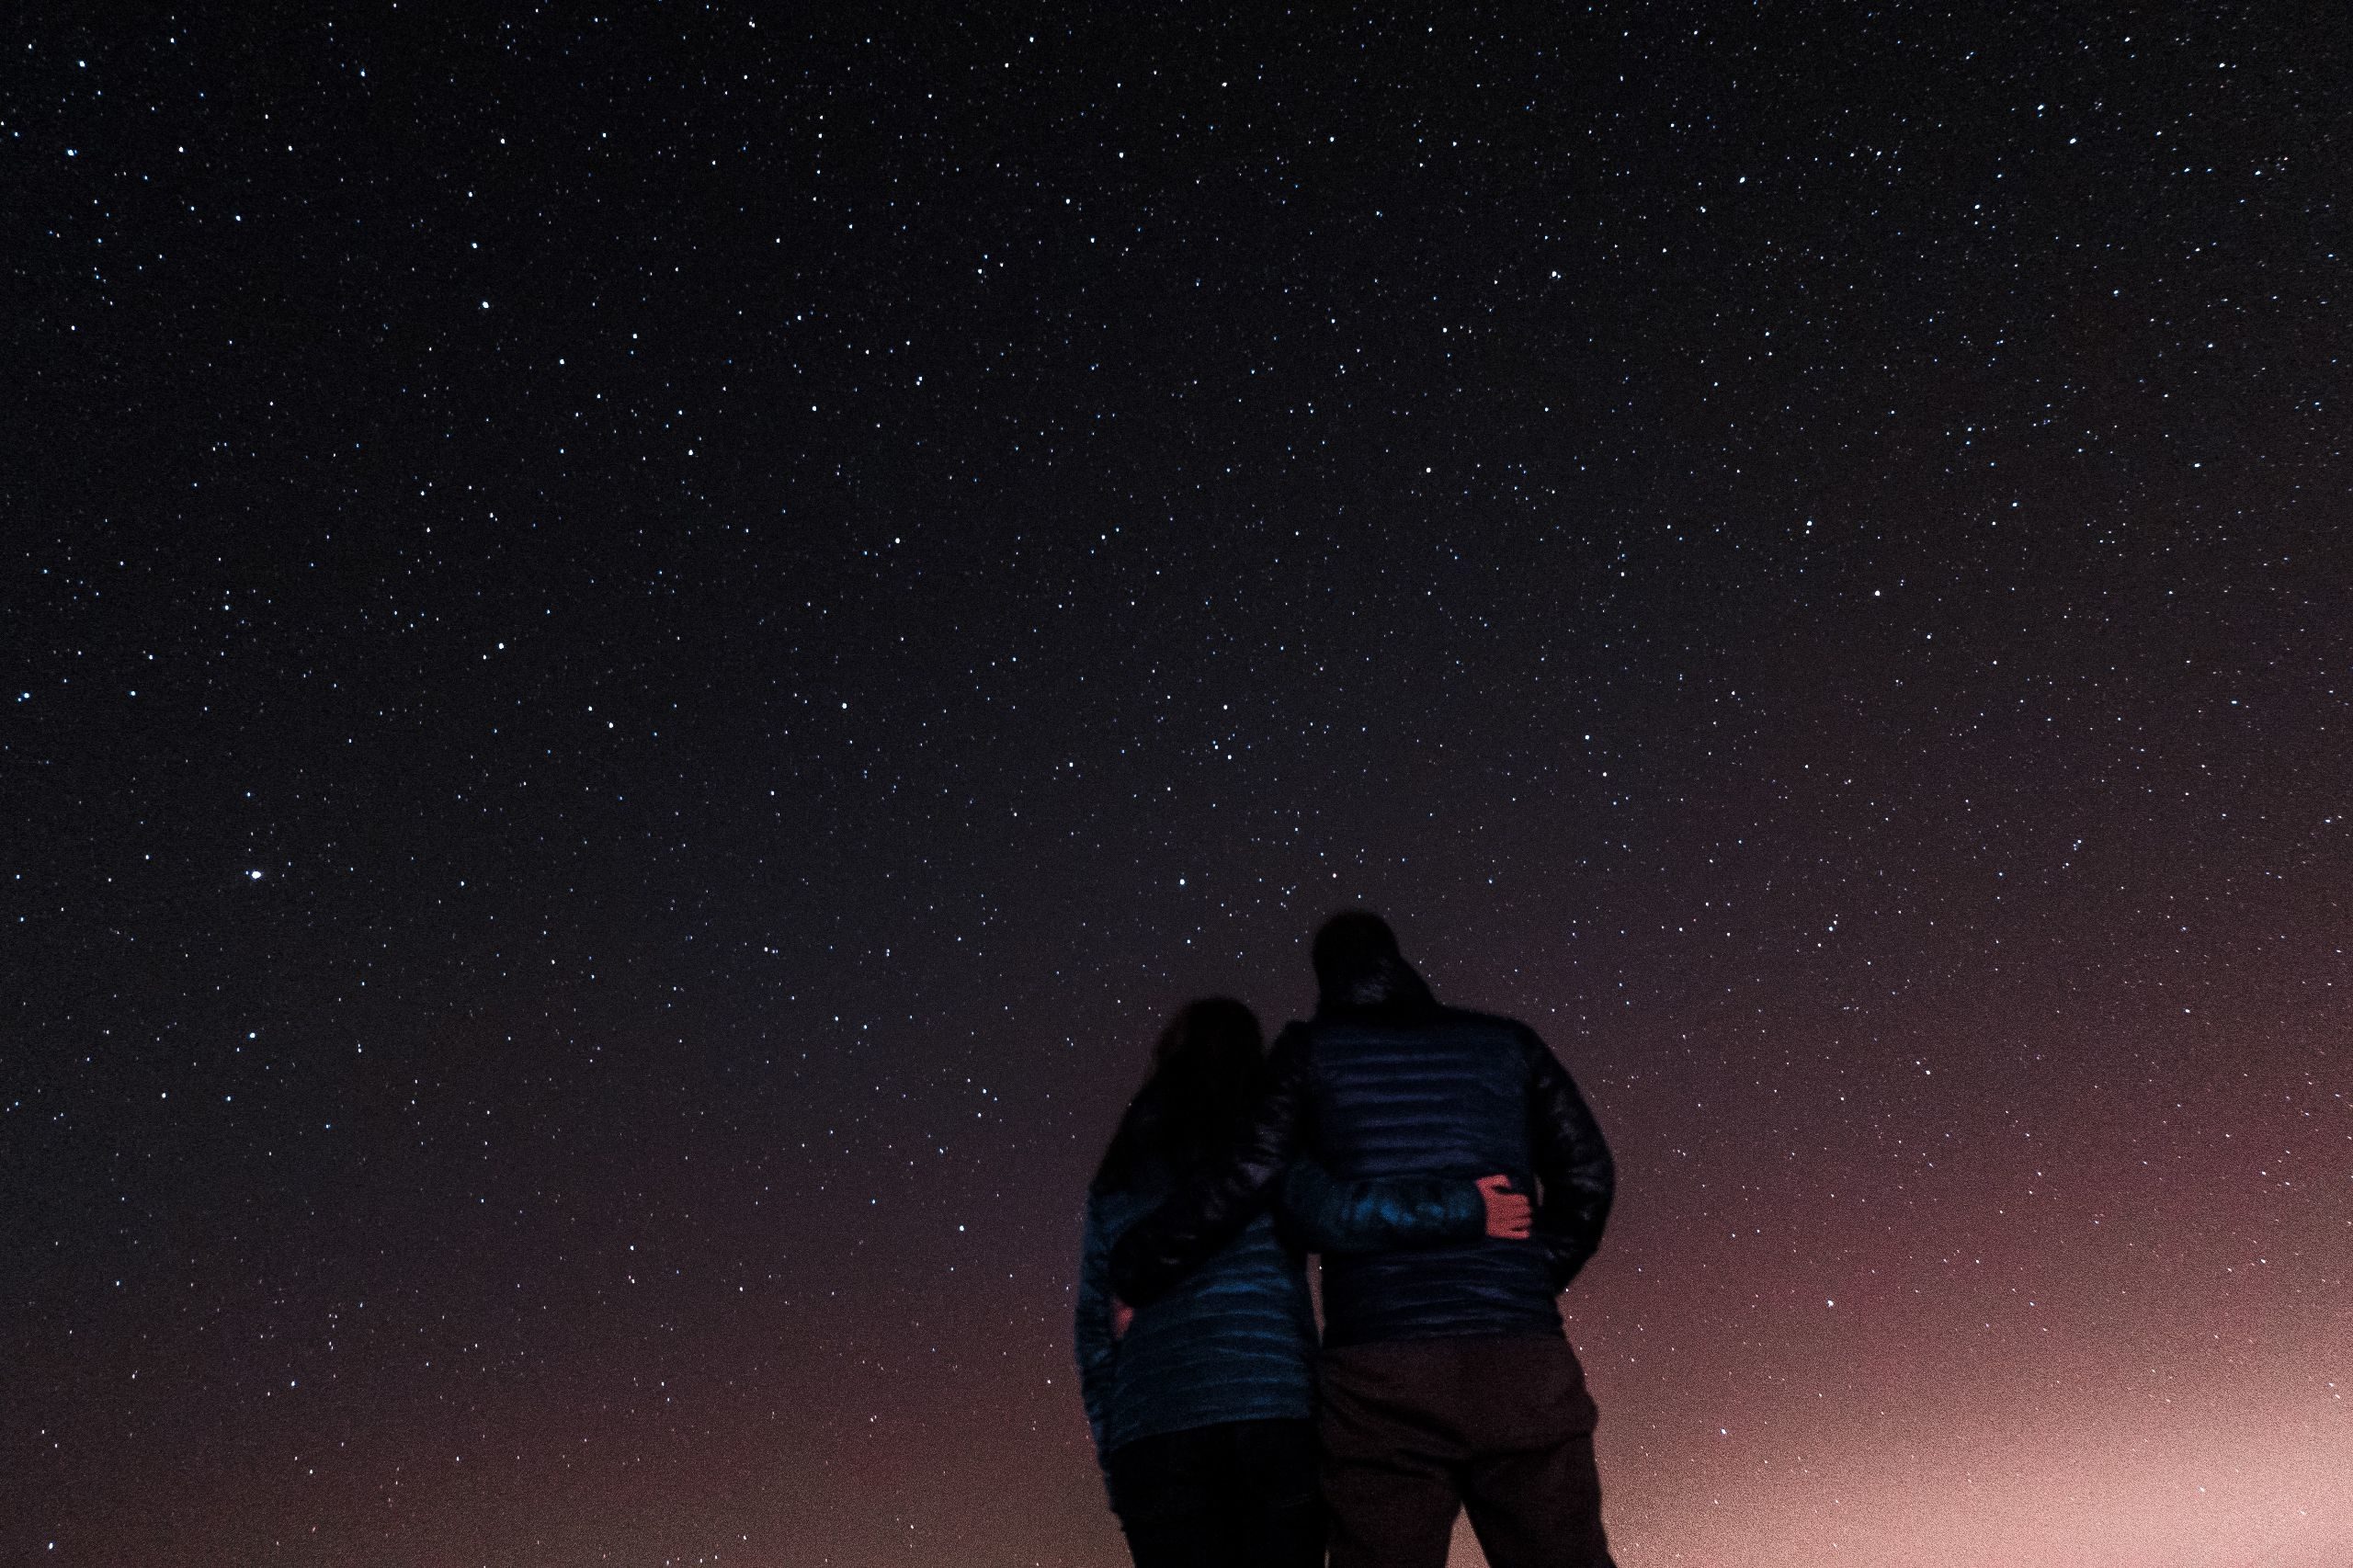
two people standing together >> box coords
[1074,911,1618,1568]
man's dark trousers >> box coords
[1318,1335,1614,1568]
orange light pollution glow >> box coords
[1439,985,2350,1568]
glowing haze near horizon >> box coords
[9,7,2347,1566]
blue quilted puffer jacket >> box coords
[1108,960,1615,1351]
[1305,1006,1578,1346]
[1073,1142,1481,1464]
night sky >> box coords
[8,6,2350,1566]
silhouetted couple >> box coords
[1074,911,1617,1568]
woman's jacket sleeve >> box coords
[1071,1197,1120,1466]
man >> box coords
[1109,911,1617,1568]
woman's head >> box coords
[1150,994,1263,1100]
[1094,996,1265,1192]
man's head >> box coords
[1312,909,1403,998]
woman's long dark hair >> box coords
[1091,997,1265,1196]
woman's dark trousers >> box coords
[1106,1417,1324,1568]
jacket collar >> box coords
[1315,955,1437,1017]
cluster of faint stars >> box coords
[11,7,2347,1568]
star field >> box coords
[7,7,2349,1566]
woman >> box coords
[1073,997,1517,1568]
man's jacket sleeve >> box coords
[1279,1158,1484,1254]
[1524,1028,1615,1291]
[1108,1026,1311,1305]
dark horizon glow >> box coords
[8,8,2347,1566]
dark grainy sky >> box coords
[7,6,2348,1565]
